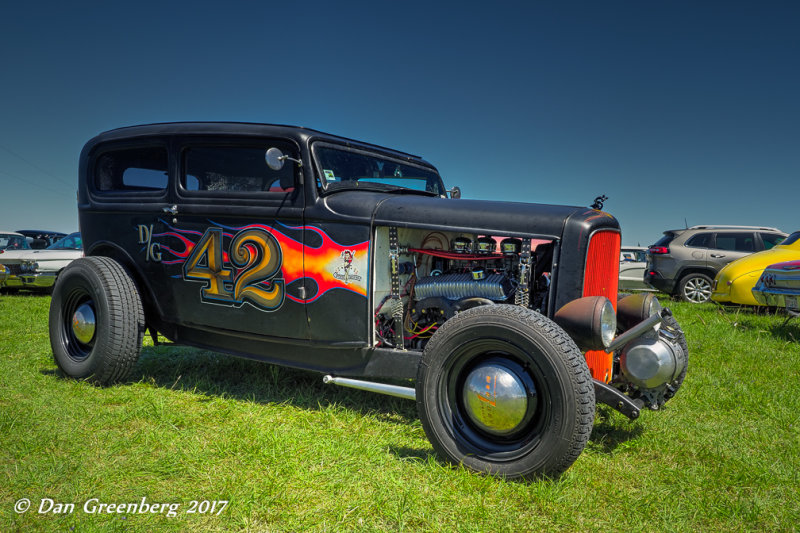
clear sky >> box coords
[1,1,798,246]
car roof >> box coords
[0,230,25,236]
[84,121,429,164]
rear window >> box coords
[714,232,755,252]
[94,147,169,192]
[652,234,675,247]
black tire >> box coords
[662,313,688,402]
[416,304,595,479]
[49,256,144,384]
[677,273,713,303]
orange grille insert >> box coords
[582,230,620,383]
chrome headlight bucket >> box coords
[617,293,662,331]
[554,296,617,351]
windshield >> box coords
[779,231,800,247]
[47,233,83,250]
[314,145,445,196]
[0,233,31,250]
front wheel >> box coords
[416,305,595,479]
[49,256,144,384]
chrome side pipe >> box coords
[322,375,416,400]
[604,311,665,353]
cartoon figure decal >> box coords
[333,249,362,285]
[137,220,369,311]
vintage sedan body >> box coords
[1,232,83,291]
[712,230,799,306]
[619,246,654,292]
[752,260,800,314]
[49,122,688,479]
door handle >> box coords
[710,253,725,258]
[162,205,179,215]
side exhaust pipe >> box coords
[322,375,416,400]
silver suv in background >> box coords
[645,225,787,303]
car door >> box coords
[160,138,309,339]
[709,232,757,271]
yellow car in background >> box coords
[712,230,800,306]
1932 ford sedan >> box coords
[50,122,688,479]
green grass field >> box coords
[1,293,799,532]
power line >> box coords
[0,168,74,196]
[0,143,75,189]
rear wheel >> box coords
[677,273,713,303]
[49,257,144,384]
[416,305,595,479]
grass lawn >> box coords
[1,292,799,532]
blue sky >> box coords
[1,1,798,246]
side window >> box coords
[685,233,712,248]
[182,144,296,194]
[714,232,755,252]
[94,147,168,192]
[761,233,785,250]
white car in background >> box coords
[0,232,83,292]
[619,246,655,292]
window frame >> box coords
[175,138,302,203]
[310,141,446,197]
[684,232,713,249]
[88,141,171,201]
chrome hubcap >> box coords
[684,278,712,303]
[71,303,96,344]
[461,362,534,436]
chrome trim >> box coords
[322,375,416,400]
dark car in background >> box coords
[16,230,68,249]
[49,122,688,479]
[645,225,787,303]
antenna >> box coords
[684,218,688,229]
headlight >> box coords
[617,293,661,331]
[600,299,616,347]
[554,296,617,351]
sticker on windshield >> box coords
[323,169,338,182]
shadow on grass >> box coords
[587,407,645,454]
[45,343,645,468]
[130,344,420,422]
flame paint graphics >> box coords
[155,220,369,304]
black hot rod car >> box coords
[50,122,687,479]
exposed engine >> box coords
[374,230,554,350]
[614,319,688,410]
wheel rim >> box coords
[684,277,712,303]
[60,286,96,361]
[439,339,549,458]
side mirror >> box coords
[266,147,285,170]
[448,186,461,199]
[265,147,303,170]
